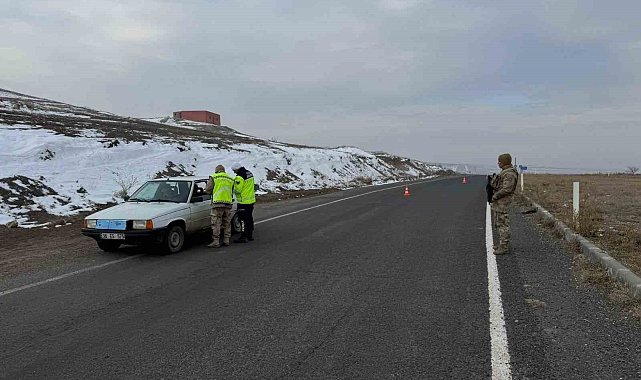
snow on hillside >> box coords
[0,89,33,100]
[0,88,450,226]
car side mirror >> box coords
[123,195,130,201]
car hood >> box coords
[86,202,188,220]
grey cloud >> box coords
[2,0,641,171]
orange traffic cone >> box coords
[462,176,468,184]
[404,186,410,197]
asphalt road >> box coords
[1,176,641,379]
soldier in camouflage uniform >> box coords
[490,153,519,255]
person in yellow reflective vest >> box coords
[205,164,235,248]
[231,163,256,243]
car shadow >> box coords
[109,230,239,256]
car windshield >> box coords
[129,181,192,203]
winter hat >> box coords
[230,163,242,171]
[498,153,512,165]
[215,164,225,173]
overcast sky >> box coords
[2,0,640,170]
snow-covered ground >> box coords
[0,88,449,226]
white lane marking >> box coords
[0,177,449,298]
[486,203,513,379]
[0,254,144,297]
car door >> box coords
[189,180,211,231]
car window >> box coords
[129,181,192,203]
[193,180,211,201]
[131,183,157,200]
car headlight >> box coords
[85,219,97,229]
[133,220,154,230]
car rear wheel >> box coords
[231,212,243,234]
[97,240,121,252]
[163,225,185,253]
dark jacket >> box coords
[236,167,250,180]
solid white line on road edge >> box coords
[0,254,144,298]
[0,177,450,298]
[486,203,513,379]
[255,177,445,225]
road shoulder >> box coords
[499,208,641,379]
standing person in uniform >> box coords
[205,165,235,248]
[490,153,519,255]
[231,163,256,243]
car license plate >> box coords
[100,233,125,240]
[96,220,126,230]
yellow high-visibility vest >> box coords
[211,172,234,204]
[234,174,256,204]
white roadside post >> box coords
[573,182,580,229]
[518,165,526,192]
[520,171,524,192]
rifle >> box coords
[486,174,495,204]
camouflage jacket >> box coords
[491,166,519,212]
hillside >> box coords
[0,88,452,226]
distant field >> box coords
[523,174,641,275]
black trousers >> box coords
[237,203,254,238]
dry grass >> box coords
[523,174,641,277]
[572,248,641,321]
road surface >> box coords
[2,176,641,379]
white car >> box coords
[82,177,241,253]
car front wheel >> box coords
[163,225,185,253]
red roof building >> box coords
[173,110,221,125]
